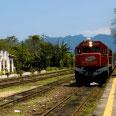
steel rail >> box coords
[0,68,72,82]
[0,69,73,88]
[0,74,74,109]
[72,67,116,116]
[40,68,116,116]
[40,88,93,116]
[41,95,72,116]
[71,87,97,116]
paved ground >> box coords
[93,74,116,116]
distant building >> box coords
[0,50,15,74]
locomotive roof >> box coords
[76,40,110,49]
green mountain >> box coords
[45,34,116,52]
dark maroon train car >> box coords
[75,38,112,85]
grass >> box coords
[0,77,58,97]
[0,73,72,98]
[83,87,105,115]
[46,67,59,72]
[0,74,72,116]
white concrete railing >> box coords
[0,70,47,79]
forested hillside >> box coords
[45,34,116,52]
[0,35,73,72]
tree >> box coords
[50,42,71,67]
[0,36,18,51]
[111,8,116,42]
[0,39,8,50]
[6,36,18,45]
[0,34,73,72]
[9,42,31,71]
[25,35,42,55]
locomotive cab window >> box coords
[75,48,80,54]
[82,47,100,53]
[92,47,100,52]
[82,47,90,53]
[102,49,107,54]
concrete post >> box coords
[11,59,14,72]
[7,59,10,72]
[3,59,5,70]
[0,61,1,72]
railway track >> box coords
[0,69,73,88]
[40,68,116,116]
[41,95,72,116]
[0,74,74,109]
[1,67,115,114]
[27,68,116,116]
[72,68,116,116]
[35,87,99,116]
[71,87,99,116]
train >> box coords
[75,38,112,86]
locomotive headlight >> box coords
[89,41,93,47]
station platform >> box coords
[92,73,116,116]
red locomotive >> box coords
[75,38,112,85]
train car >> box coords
[75,38,112,85]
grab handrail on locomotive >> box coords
[75,38,112,86]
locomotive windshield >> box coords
[82,46,100,53]
[92,47,100,52]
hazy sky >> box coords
[0,0,116,40]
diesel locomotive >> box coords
[75,38,112,85]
